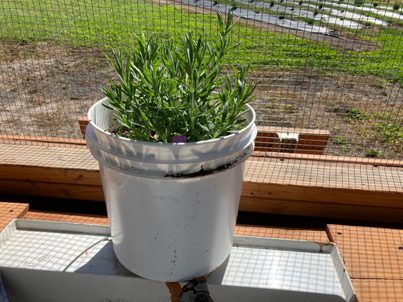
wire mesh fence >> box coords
[0,5,402,301]
[0,0,402,162]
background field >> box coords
[0,0,402,158]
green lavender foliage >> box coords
[103,12,255,143]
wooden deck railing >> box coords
[0,142,402,223]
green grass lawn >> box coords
[0,0,402,82]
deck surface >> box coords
[0,202,28,230]
[328,224,403,302]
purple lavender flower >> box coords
[171,135,187,143]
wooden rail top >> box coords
[0,143,402,223]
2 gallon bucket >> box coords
[86,98,256,281]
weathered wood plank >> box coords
[0,202,29,230]
[0,165,101,186]
[2,135,402,167]
[255,126,330,154]
[253,151,403,167]
[0,180,104,202]
[0,144,97,170]
[257,126,330,136]
[0,143,402,222]
[327,224,403,301]
[242,182,403,208]
[351,279,403,302]
[244,159,403,194]
[240,197,403,222]
[235,225,329,242]
[23,211,109,226]
[0,134,86,146]
[327,224,403,280]
[3,144,401,194]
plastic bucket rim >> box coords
[86,122,256,165]
[93,142,254,179]
[88,97,256,147]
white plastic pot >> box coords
[86,98,256,281]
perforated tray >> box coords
[0,219,356,302]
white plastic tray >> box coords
[0,219,356,302]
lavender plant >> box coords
[103,12,255,143]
